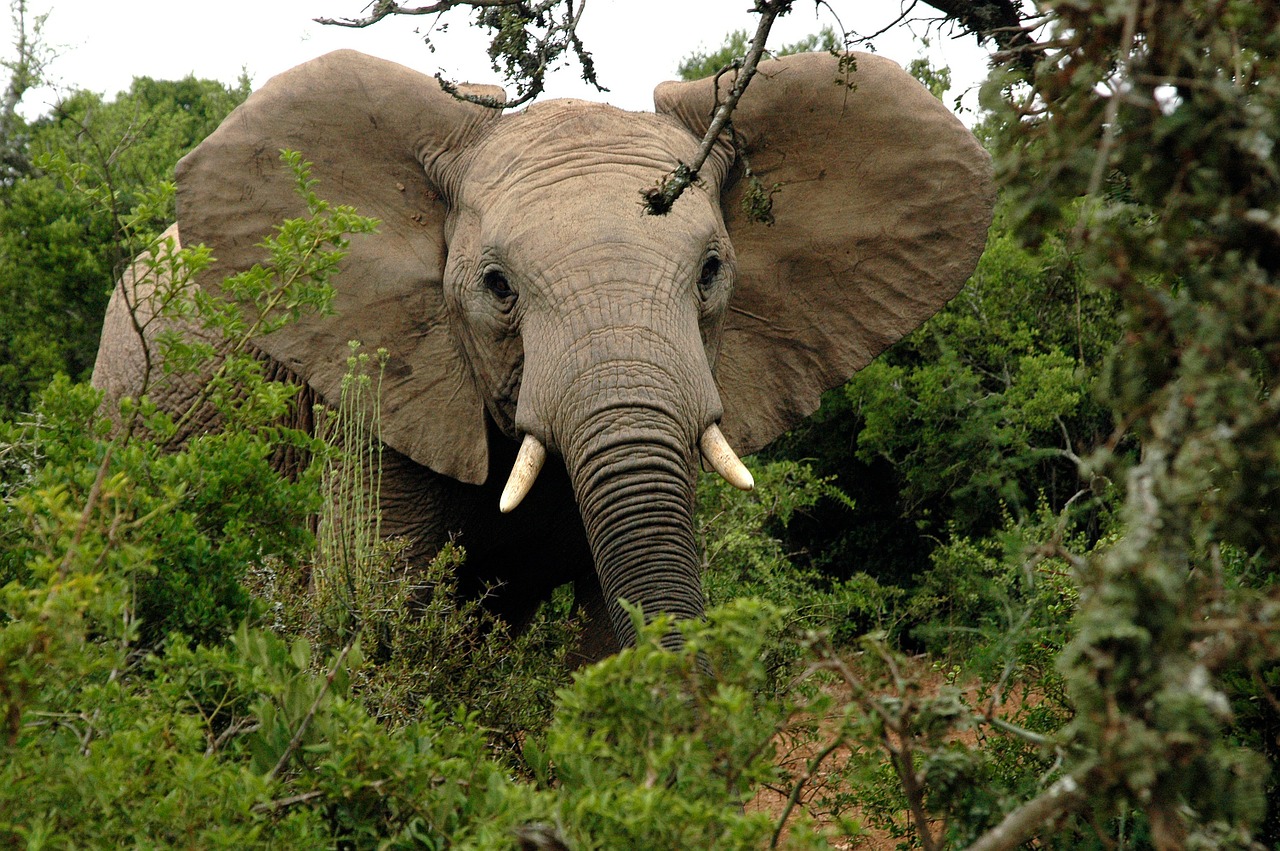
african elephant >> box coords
[92,49,993,661]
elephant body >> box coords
[92,50,993,660]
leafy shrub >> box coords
[906,499,1105,671]
[534,600,828,849]
[769,221,1120,588]
[697,458,904,667]
[0,75,250,417]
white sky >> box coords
[7,1,992,120]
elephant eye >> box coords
[483,268,517,307]
[697,257,722,295]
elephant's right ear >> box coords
[176,50,503,484]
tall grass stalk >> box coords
[313,341,389,636]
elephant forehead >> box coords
[465,101,704,194]
[455,104,726,261]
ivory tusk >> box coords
[499,434,546,513]
[700,424,754,491]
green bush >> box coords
[535,600,831,850]
[0,75,249,417]
[697,458,905,670]
[769,220,1120,588]
[1,153,373,648]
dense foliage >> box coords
[769,218,1119,589]
[0,73,248,416]
[995,2,1280,844]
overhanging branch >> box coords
[642,0,792,216]
[317,0,602,109]
[918,0,1040,71]
[315,0,527,28]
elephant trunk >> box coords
[562,405,705,649]
[513,318,739,649]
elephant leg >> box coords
[370,442,486,567]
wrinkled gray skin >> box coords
[93,50,994,662]
[446,105,730,655]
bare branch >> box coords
[642,0,791,216]
[839,0,920,48]
[314,0,525,28]
[965,773,1089,851]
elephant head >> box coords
[174,50,993,649]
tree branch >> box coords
[964,773,1089,851]
[314,0,526,28]
[917,0,1040,72]
[251,789,327,813]
[642,0,791,216]
[770,736,844,848]
[321,0,601,110]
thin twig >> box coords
[267,640,357,781]
[251,789,326,813]
[770,737,844,848]
[206,716,261,757]
[841,0,920,46]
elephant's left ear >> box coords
[177,50,505,484]
[656,52,994,456]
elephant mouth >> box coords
[497,423,752,514]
